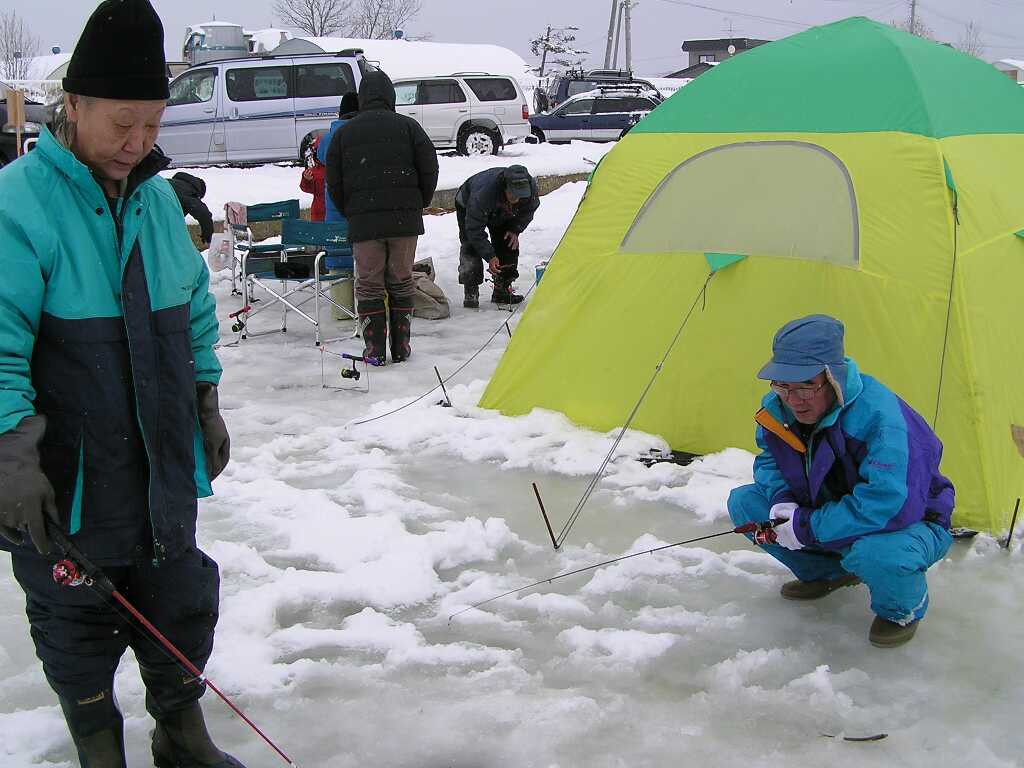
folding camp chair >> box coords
[224,199,300,297]
[232,218,356,346]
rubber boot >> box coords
[357,298,388,365]
[59,692,127,768]
[869,616,919,648]
[780,573,860,600]
[152,702,247,768]
[463,285,479,309]
[490,280,524,305]
[388,303,413,363]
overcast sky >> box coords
[9,0,1024,74]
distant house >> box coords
[679,37,770,68]
[995,59,1024,84]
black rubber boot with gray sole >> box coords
[780,573,861,601]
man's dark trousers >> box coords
[456,203,520,288]
[11,546,220,735]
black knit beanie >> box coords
[63,0,169,100]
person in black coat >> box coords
[325,69,439,364]
[455,165,540,308]
[168,171,214,248]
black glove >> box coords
[196,382,230,482]
[0,415,59,555]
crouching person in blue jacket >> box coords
[0,2,241,766]
[728,315,953,648]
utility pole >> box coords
[604,0,618,68]
[538,25,551,77]
[909,0,917,34]
[611,2,624,69]
[624,0,636,73]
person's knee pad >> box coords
[58,688,123,739]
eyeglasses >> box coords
[770,381,828,401]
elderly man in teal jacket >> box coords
[729,315,954,649]
[0,2,242,767]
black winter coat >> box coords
[325,70,439,243]
[455,168,540,262]
[168,172,214,244]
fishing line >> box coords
[448,518,781,623]
[346,280,537,428]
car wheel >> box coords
[531,127,546,143]
[458,127,499,156]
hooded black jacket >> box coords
[168,171,214,244]
[325,70,439,242]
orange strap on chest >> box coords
[755,408,806,454]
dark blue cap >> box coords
[757,315,845,382]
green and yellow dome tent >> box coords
[481,17,1024,534]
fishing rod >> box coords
[46,525,298,767]
[448,517,784,623]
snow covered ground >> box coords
[160,140,614,220]
[2,180,1023,768]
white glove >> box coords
[771,517,804,550]
[769,502,798,522]
[769,502,802,550]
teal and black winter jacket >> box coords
[0,128,221,564]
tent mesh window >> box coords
[620,141,860,267]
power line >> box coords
[649,0,813,30]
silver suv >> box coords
[391,73,530,156]
[159,51,371,167]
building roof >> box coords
[665,61,718,79]
[272,37,536,85]
[681,37,770,52]
[996,58,1024,70]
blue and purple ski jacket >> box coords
[752,357,954,550]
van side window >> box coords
[465,78,517,102]
[419,80,466,105]
[294,63,356,98]
[168,69,217,106]
[394,82,418,106]
[226,66,292,102]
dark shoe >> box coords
[463,286,479,309]
[152,702,247,768]
[59,691,126,768]
[869,616,919,648]
[490,283,524,305]
[389,304,413,363]
[780,573,860,601]
[357,298,387,365]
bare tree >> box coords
[272,0,351,37]
[346,0,422,40]
[530,26,587,77]
[0,11,39,81]
[890,16,935,40]
[955,20,986,59]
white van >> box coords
[391,73,530,156]
[158,51,371,167]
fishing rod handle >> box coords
[733,517,788,546]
